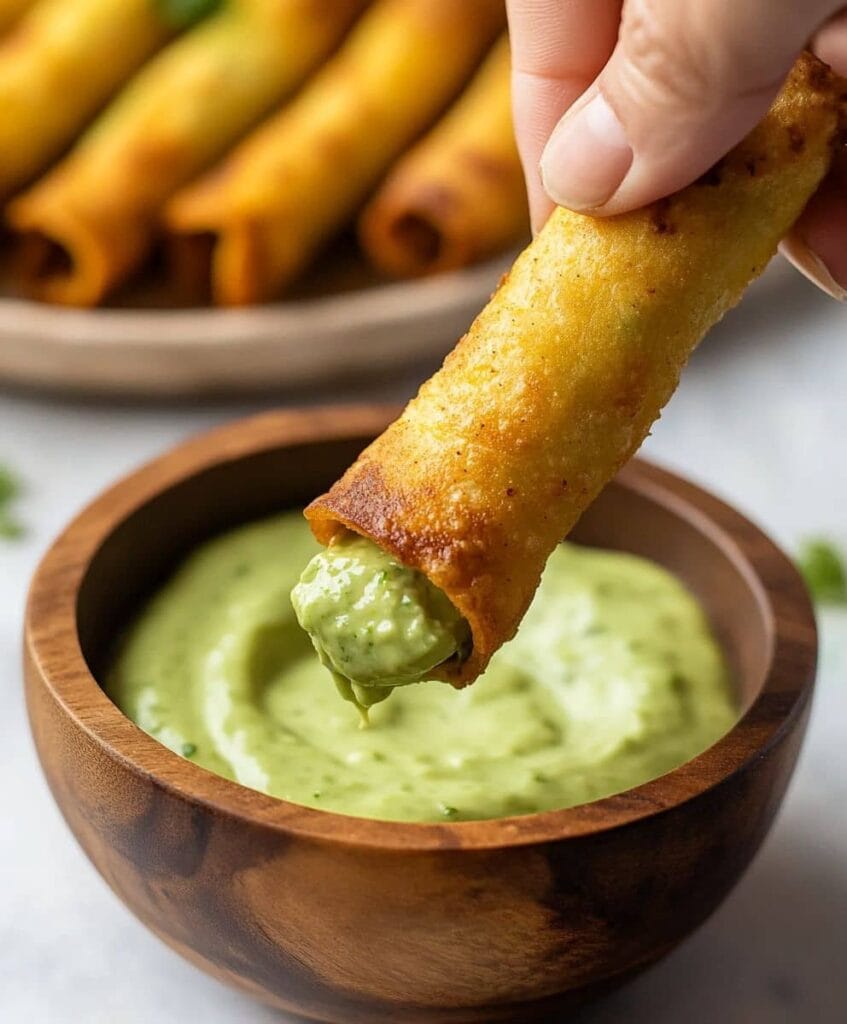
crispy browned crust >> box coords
[0,0,30,34]
[0,0,172,201]
[164,0,507,304]
[358,35,528,277]
[5,0,366,306]
[307,53,846,685]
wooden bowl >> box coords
[24,406,817,1023]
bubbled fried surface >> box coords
[307,53,844,686]
[358,34,527,277]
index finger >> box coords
[507,0,622,230]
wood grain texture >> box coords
[24,407,817,1023]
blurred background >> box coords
[0,1,844,1021]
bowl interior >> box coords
[78,434,771,713]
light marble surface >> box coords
[1,262,845,1023]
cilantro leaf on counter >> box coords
[798,538,847,605]
[0,463,24,541]
[0,464,16,503]
[154,0,223,31]
[0,519,24,540]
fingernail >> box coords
[781,234,847,301]
[540,92,633,212]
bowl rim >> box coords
[24,405,818,852]
[0,254,513,398]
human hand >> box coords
[507,0,847,298]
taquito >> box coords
[6,0,366,306]
[0,0,174,198]
[0,0,30,33]
[164,0,506,305]
[306,54,844,687]
[359,35,527,277]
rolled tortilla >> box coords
[6,0,366,306]
[0,0,30,33]
[358,35,527,277]
[0,0,174,198]
[306,54,844,687]
[164,0,507,305]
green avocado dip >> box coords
[291,532,470,718]
[106,512,736,823]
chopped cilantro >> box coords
[438,803,459,820]
[798,538,847,605]
[154,0,223,31]
[181,741,197,757]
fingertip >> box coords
[781,234,847,301]
[511,69,604,230]
[540,90,634,213]
[812,10,847,77]
[529,192,556,236]
[507,0,621,229]
[783,168,847,301]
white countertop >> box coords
[1,262,845,1023]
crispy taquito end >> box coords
[5,0,366,306]
[307,53,845,686]
[164,0,506,305]
[0,0,30,33]
[358,35,527,277]
[0,0,173,199]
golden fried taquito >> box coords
[0,0,175,198]
[164,0,506,305]
[359,35,527,277]
[0,0,30,33]
[6,0,366,306]
[307,54,845,686]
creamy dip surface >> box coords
[291,530,471,716]
[106,512,737,823]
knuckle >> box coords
[617,0,725,113]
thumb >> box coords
[540,0,841,215]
